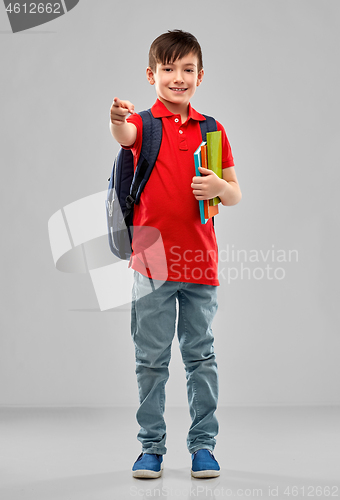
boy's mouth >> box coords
[169,87,187,93]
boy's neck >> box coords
[157,96,189,123]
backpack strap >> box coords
[126,109,162,212]
[127,112,215,211]
[199,115,217,141]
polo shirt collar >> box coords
[151,99,206,121]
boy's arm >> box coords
[219,167,242,206]
[109,97,137,147]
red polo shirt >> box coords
[125,99,234,285]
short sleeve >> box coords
[216,120,235,168]
[122,113,143,169]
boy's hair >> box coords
[149,30,203,73]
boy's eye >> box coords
[163,68,194,73]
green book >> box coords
[206,130,222,206]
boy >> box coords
[109,30,241,479]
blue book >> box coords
[193,142,208,224]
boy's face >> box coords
[146,52,204,110]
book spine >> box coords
[200,144,210,219]
[194,142,208,224]
[206,131,222,206]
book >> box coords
[193,142,209,224]
[200,144,210,220]
[201,144,219,219]
[206,130,222,206]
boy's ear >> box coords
[196,68,204,87]
[146,67,155,85]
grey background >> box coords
[1,0,339,408]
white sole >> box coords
[132,463,163,479]
[191,469,220,478]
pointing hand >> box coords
[110,97,135,125]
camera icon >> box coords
[48,190,167,310]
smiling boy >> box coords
[109,30,241,479]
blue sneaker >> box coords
[191,449,220,478]
[132,452,163,478]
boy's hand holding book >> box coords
[191,166,225,201]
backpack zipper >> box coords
[112,153,118,202]
[107,153,119,217]
[107,199,113,217]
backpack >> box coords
[106,108,217,260]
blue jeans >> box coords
[131,270,219,455]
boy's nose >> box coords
[173,72,184,83]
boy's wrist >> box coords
[219,179,242,206]
[110,120,137,147]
